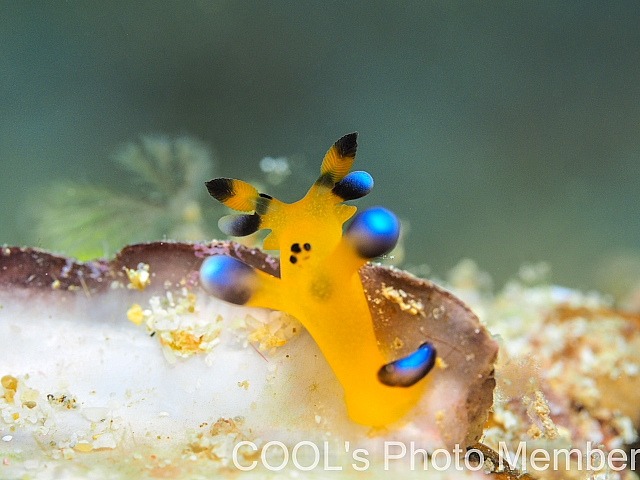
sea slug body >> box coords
[199,133,436,426]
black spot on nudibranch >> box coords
[291,243,301,253]
[303,243,311,251]
[289,255,297,264]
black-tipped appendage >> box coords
[218,213,261,237]
[205,178,234,203]
[335,132,358,158]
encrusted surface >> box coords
[0,242,498,478]
[0,241,279,293]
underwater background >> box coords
[1,1,639,297]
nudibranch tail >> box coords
[200,132,436,427]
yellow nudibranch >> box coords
[199,133,435,426]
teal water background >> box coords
[1,2,639,294]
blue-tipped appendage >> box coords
[199,255,257,305]
[344,206,400,259]
[332,171,374,200]
[377,342,436,387]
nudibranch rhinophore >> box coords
[199,133,435,426]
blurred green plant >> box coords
[29,135,218,260]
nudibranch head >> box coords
[199,133,436,426]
